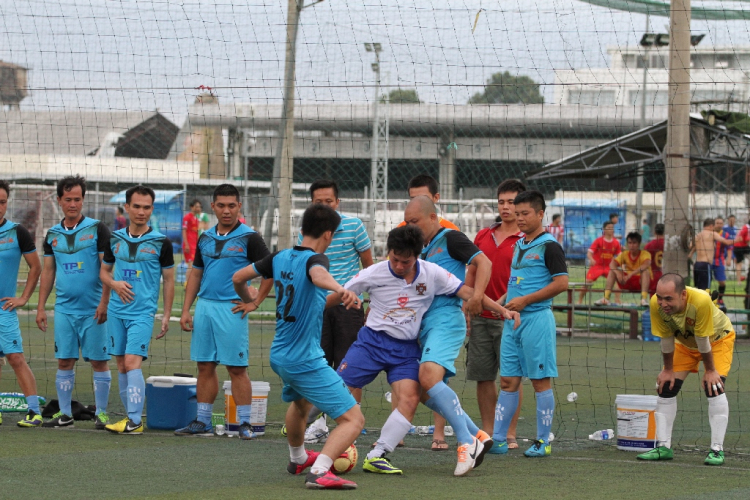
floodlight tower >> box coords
[365,43,389,203]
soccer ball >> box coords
[331,444,358,474]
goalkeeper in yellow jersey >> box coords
[638,273,734,465]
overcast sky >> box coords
[1,0,748,123]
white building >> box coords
[554,46,750,109]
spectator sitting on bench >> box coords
[596,232,652,307]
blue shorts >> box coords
[500,309,558,379]
[337,326,420,389]
[54,310,109,361]
[108,315,155,358]
[191,298,248,367]
[0,312,23,356]
[272,357,357,420]
[420,305,466,380]
[711,264,727,283]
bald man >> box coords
[403,196,495,464]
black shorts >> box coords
[694,261,711,290]
[321,304,365,370]
[734,247,750,262]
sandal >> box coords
[507,437,519,450]
[431,439,449,451]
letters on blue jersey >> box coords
[45,217,104,314]
[107,229,170,319]
[0,222,24,302]
[196,225,268,301]
[507,233,566,313]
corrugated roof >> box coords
[0,110,162,156]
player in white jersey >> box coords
[336,225,519,477]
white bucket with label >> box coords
[222,381,270,436]
[615,394,658,451]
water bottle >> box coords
[589,429,615,441]
[215,424,225,436]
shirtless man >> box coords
[690,218,735,293]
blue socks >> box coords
[493,390,519,442]
[463,412,480,436]
[93,371,111,415]
[26,395,40,414]
[118,372,128,410]
[536,389,555,442]
[126,369,145,424]
[425,382,473,445]
[56,369,75,417]
[237,404,251,425]
[197,403,213,426]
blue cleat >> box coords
[238,422,255,440]
[487,440,509,455]
[174,419,213,436]
[524,439,551,457]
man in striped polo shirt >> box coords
[296,179,373,441]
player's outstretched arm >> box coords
[505,274,569,312]
[157,267,175,339]
[36,255,56,331]
[309,266,360,310]
[456,285,520,328]
[180,267,202,331]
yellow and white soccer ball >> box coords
[331,444,358,474]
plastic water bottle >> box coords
[215,424,225,436]
[589,429,615,440]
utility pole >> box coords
[365,42,388,238]
[663,0,692,276]
[265,0,320,250]
[636,13,650,234]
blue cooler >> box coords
[145,376,198,430]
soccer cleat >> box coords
[105,417,143,435]
[594,297,610,306]
[280,424,288,437]
[487,440,509,455]
[17,410,42,427]
[524,439,551,457]
[636,446,674,461]
[238,422,254,440]
[42,412,75,428]
[454,437,483,476]
[704,450,724,466]
[363,456,403,475]
[304,471,357,490]
[174,419,213,436]
[94,412,110,430]
[474,430,494,468]
[304,421,329,444]
[0,412,3,425]
[288,450,320,475]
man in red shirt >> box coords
[733,218,750,284]
[181,199,202,272]
[578,221,621,304]
[464,178,524,450]
[644,223,664,292]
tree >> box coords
[385,88,421,104]
[468,71,544,105]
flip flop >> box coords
[431,439,449,451]
[507,437,519,450]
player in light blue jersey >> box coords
[178,184,273,440]
[36,176,113,429]
[402,196,495,460]
[294,179,373,441]
[100,186,175,435]
[493,191,568,457]
[233,203,363,490]
[0,180,43,427]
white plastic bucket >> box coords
[223,381,270,436]
[615,394,658,451]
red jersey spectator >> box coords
[643,223,664,291]
[182,199,202,268]
[578,221,621,304]
[114,206,127,231]
[547,213,564,245]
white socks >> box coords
[310,454,333,475]
[289,444,307,464]
[655,396,677,449]
[708,393,729,452]
[367,408,412,460]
